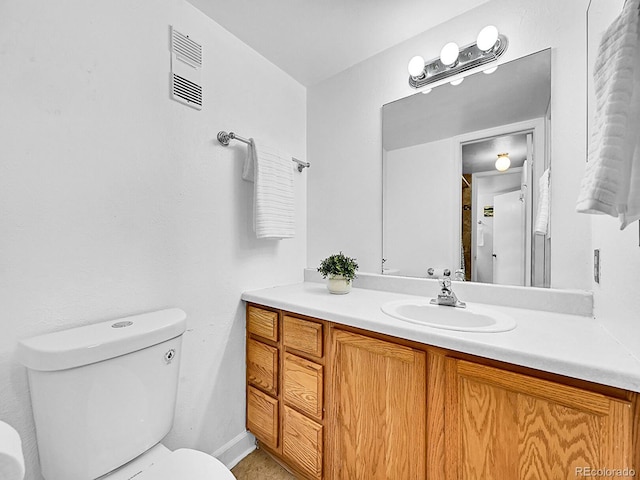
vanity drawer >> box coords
[283,405,323,480]
[283,353,323,421]
[247,386,279,450]
[283,315,323,358]
[248,306,278,341]
[247,339,278,396]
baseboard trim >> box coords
[212,430,256,469]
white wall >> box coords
[307,0,591,290]
[384,139,458,276]
[591,217,640,359]
[587,0,640,360]
[0,1,306,479]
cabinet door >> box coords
[283,315,323,357]
[328,330,427,480]
[445,358,634,480]
[283,405,324,479]
[247,386,279,450]
[248,306,278,341]
[247,338,278,396]
[283,352,323,421]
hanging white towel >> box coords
[243,139,295,239]
[535,169,551,235]
[576,0,640,229]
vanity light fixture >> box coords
[408,25,508,89]
[495,153,511,172]
[440,42,460,67]
[476,25,499,51]
[408,55,426,77]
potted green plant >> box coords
[317,252,359,294]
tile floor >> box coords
[231,448,296,480]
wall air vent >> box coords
[172,73,202,108]
[170,26,202,110]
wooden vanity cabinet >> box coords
[281,314,325,480]
[246,305,326,480]
[246,306,280,451]
[445,358,636,480]
[246,303,640,480]
[327,329,427,480]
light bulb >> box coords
[421,88,433,94]
[450,78,464,86]
[440,42,459,67]
[477,25,499,51]
[483,66,498,74]
[495,153,511,172]
[407,55,426,77]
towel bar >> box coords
[217,131,310,172]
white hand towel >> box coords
[576,0,640,229]
[535,169,551,235]
[0,421,25,480]
[243,139,295,239]
[477,222,485,247]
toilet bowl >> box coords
[99,445,235,480]
[134,449,235,480]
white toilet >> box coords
[18,308,236,480]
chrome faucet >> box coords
[428,269,466,308]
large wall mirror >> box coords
[382,49,552,287]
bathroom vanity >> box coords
[242,282,640,480]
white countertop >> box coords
[242,282,640,393]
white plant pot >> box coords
[327,275,351,294]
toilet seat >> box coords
[137,448,236,480]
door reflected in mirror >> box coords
[382,49,551,287]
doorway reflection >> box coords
[461,132,530,285]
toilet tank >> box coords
[18,308,187,480]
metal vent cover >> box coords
[171,28,202,67]
[170,26,202,110]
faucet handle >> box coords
[439,276,452,290]
[427,268,451,277]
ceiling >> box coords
[462,133,528,174]
[186,0,490,86]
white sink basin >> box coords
[381,299,516,333]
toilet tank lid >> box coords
[18,308,187,371]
